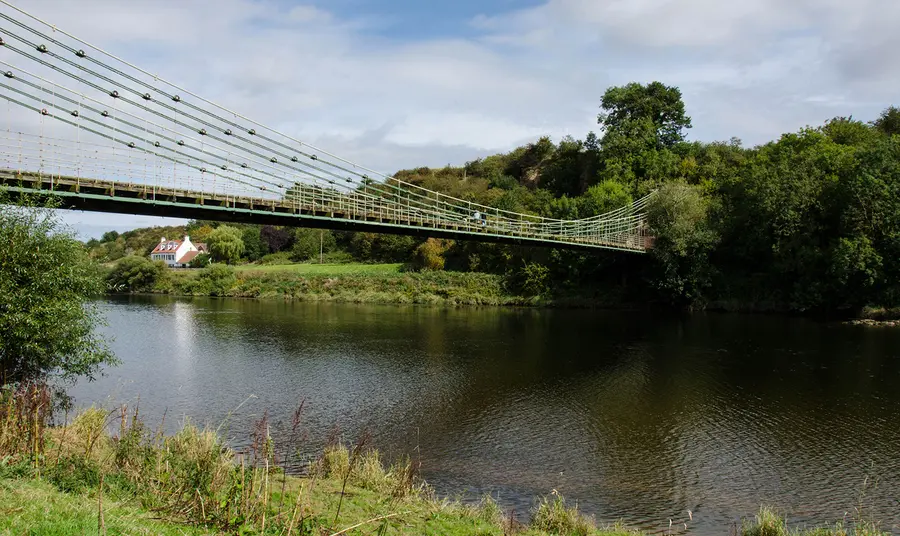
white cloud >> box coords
[2,0,897,236]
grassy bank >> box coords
[0,385,636,535]
[233,263,404,275]
[152,264,540,306]
[1,386,890,536]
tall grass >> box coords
[740,506,889,536]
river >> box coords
[71,296,900,534]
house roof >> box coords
[151,240,182,254]
[178,250,201,264]
[195,243,208,252]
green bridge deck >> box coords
[1,170,652,252]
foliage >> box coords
[292,228,337,261]
[241,226,267,262]
[207,225,245,265]
[598,81,693,148]
[506,261,552,297]
[579,180,632,217]
[4,396,658,536]
[105,255,167,292]
[413,238,452,271]
[85,225,188,262]
[872,106,900,136]
[194,264,237,296]
[76,87,900,312]
[257,251,294,265]
[646,181,718,305]
[531,492,595,536]
[260,225,295,253]
[0,196,116,385]
[188,252,211,268]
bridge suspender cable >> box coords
[0,0,653,250]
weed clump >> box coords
[531,490,596,536]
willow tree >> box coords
[207,225,245,265]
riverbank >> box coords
[0,390,636,535]
[138,262,545,306]
[1,388,890,536]
[106,259,900,320]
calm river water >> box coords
[72,296,900,534]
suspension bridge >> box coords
[0,1,653,252]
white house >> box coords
[150,236,206,267]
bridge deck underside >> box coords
[1,170,650,252]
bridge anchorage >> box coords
[0,0,653,252]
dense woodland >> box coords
[88,82,900,313]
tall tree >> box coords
[208,225,245,265]
[873,106,900,136]
[598,81,692,148]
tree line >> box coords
[89,81,900,312]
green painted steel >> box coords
[0,175,653,253]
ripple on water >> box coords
[74,299,900,535]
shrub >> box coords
[189,252,211,268]
[195,264,237,296]
[45,454,100,493]
[106,255,167,292]
[412,238,452,271]
[257,251,293,265]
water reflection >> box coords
[72,296,900,534]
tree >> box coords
[873,106,900,136]
[241,226,266,262]
[578,181,632,217]
[646,181,718,305]
[207,225,245,265]
[106,256,167,292]
[292,228,336,262]
[598,81,692,148]
[100,230,119,243]
[260,225,295,253]
[0,196,117,385]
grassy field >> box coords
[233,263,404,275]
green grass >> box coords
[0,477,214,535]
[155,265,536,306]
[233,262,404,275]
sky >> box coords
[7,0,899,238]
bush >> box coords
[506,260,551,297]
[412,238,452,271]
[45,455,100,493]
[195,264,236,296]
[189,252,211,268]
[257,252,294,265]
[106,255,167,292]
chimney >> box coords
[184,235,190,242]
[161,237,166,243]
